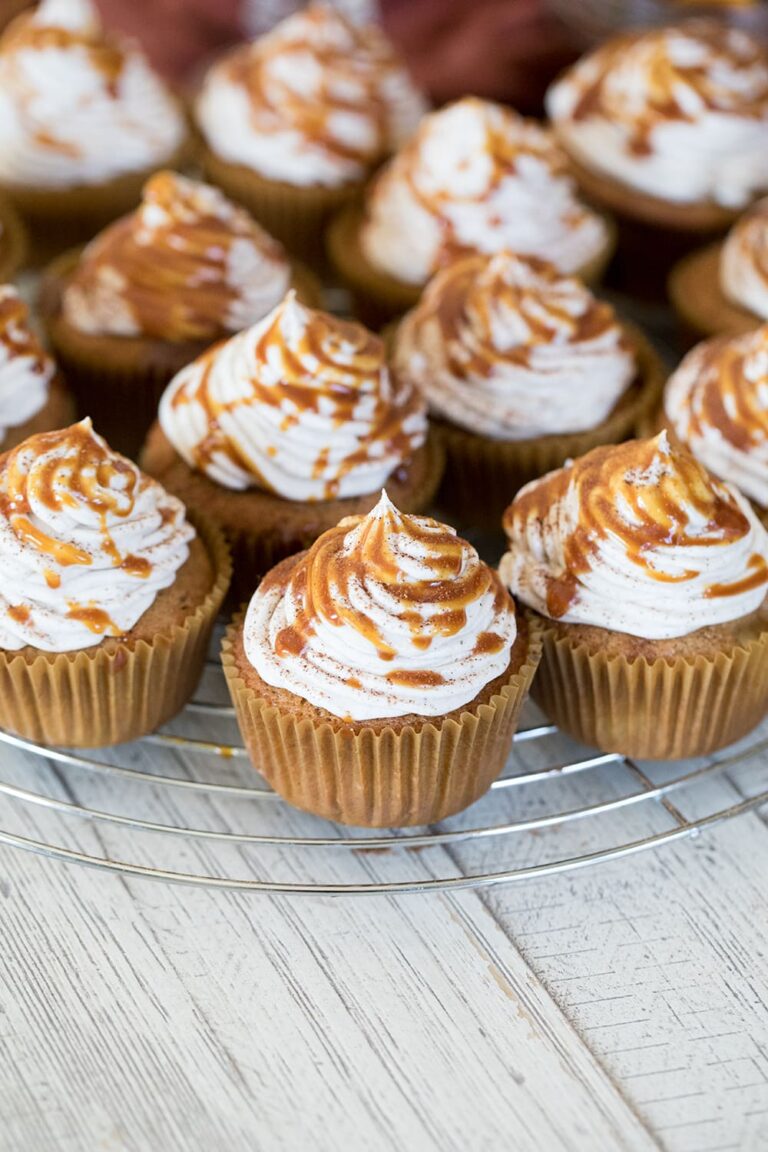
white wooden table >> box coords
[1,664,767,1152]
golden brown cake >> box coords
[0,419,230,747]
[142,291,443,606]
[223,494,541,826]
[38,171,321,457]
[500,433,768,759]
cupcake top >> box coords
[360,97,609,285]
[0,0,186,190]
[61,171,292,343]
[0,418,193,652]
[159,291,428,501]
[244,490,518,720]
[500,431,768,639]
[546,21,768,208]
[665,325,768,508]
[195,3,425,189]
[720,197,768,319]
[393,252,635,439]
[0,286,56,444]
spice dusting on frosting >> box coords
[500,432,768,639]
[394,252,635,439]
[159,292,427,502]
[244,491,517,719]
[62,171,291,342]
[0,419,193,652]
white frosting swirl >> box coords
[721,197,768,319]
[546,21,768,209]
[500,432,768,640]
[244,491,518,720]
[360,97,609,284]
[0,419,194,652]
[61,171,292,342]
[0,0,185,190]
[665,326,768,509]
[394,253,635,439]
[159,292,428,501]
[196,4,425,188]
[0,286,55,444]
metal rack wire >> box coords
[0,650,766,895]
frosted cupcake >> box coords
[39,171,318,457]
[665,325,768,517]
[223,492,541,826]
[328,97,614,326]
[500,432,768,759]
[141,292,443,604]
[0,285,73,452]
[196,3,425,266]
[0,419,230,747]
[0,0,188,258]
[393,252,663,527]
[670,198,768,342]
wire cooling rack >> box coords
[0,637,766,895]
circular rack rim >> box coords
[0,663,765,896]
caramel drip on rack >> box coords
[226,6,397,168]
[67,171,285,343]
[508,435,766,618]
[568,22,768,157]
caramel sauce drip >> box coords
[227,7,397,168]
[0,287,52,380]
[66,604,120,636]
[67,171,284,343]
[1,12,126,106]
[415,253,620,377]
[7,603,29,624]
[683,328,768,454]
[174,299,422,497]
[509,435,763,618]
[569,23,768,156]
[273,500,505,662]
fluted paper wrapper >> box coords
[328,203,617,329]
[222,618,542,827]
[40,251,322,458]
[531,613,768,760]
[201,146,361,269]
[435,322,664,531]
[0,515,231,748]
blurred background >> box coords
[0,0,765,113]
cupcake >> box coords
[0,191,25,280]
[546,21,768,289]
[669,198,768,343]
[0,0,189,259]
[0,418,230,747]
[0,285,73,452]
[141,291,444,605]
[665,325,768,518]
[223,491,541,826]
[393,252,663,529]
[39,170,320,457]
[500,432,768,759]
[196,3,425,267]
[328,97,615,327]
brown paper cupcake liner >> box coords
[432,321,664,531]
[200,146,362,270]
[0,513,231,748]
[327,201,617,329]
[222,615,542,827]
[530,612,768,760]
[39,248,322,459]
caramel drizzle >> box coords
[66,171,285,343]
[0,288,53,380]
[729,200,768,287]
[172,300,422,499]
[226,6,399,167]
[272,502,509,665]
[411,253,621,377]
[508,435,766,618]
[682,328,768,453]
[568,22,768,157]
